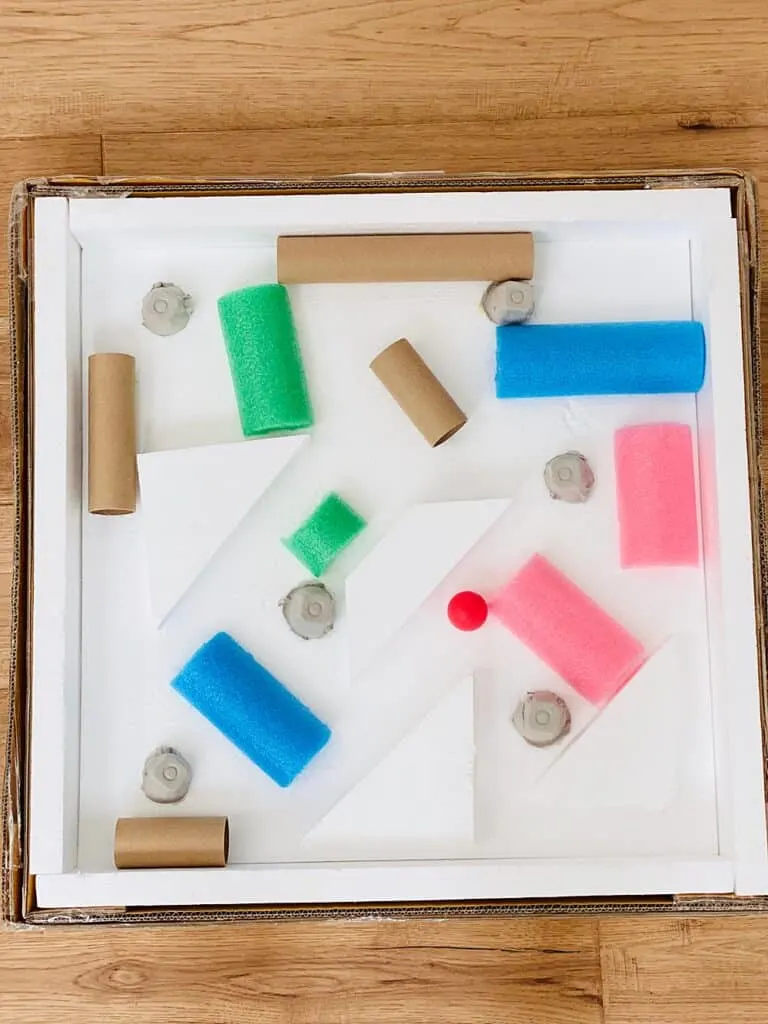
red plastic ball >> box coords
[447,590,488,631]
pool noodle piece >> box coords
[283,492,366,577]
[277,232,534,283]
[217,284,314,437]
[492,554,645,705]
[495,321,706,398]
[370,338,467,447]
[138,435,308,625]
[615,423,700,567]
[305,676,475,847]
[171,632,331,788]
[345,498,510,678]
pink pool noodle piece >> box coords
[615,423,700,568]
[492,554,645,704]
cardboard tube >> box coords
[370,338,467,447]
[88,353,137,515]
[277,233,534,283]
[114,817,229,869]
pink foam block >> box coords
[491,554,645,704]
[615,422,699,568]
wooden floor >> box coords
[2,1,768,1020]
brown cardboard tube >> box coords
[114,817,229,869]
[88,353,137,515]
[370,338,467,447]
[277,233,534,283]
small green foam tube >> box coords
[217,284,314,437]
[284,492,366,577]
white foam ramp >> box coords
[531,641,683,811]
[138,435,307,624]
[345,499,509,677]
[306,675,475,848]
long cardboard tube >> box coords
[370,338,467,447]
[277,233,534,283]
[88,353,137,515]
[114,816,229,869]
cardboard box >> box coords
[4,170,768,924]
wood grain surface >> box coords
[3,0,768,1020]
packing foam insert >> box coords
[171,632,331,787]
[491,554,646,705]
[615,422,700,567]
[495,321,706,398]
[217,283,314,437]
[283,492,366,577]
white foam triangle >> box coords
[306,676,475,847]
[345,499,510,678]
[138,435,307,625]
[531,641,683,811]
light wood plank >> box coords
[600,916,768,1023]
[0,917,602,1023]
[2,1,768,138]
[104,112,768,181]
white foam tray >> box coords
[28,186,768,909]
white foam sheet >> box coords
[27,187,767,907]
[75,219,717,871]
[138,435,308,624]
[305,676,475,853]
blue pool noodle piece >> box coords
[495,321,706,398]
[171,632,331,787]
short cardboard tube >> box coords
[88,353,137,514]
[114,816,229,869]
[370,338,467,447]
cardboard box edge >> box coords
[4,168,765,925]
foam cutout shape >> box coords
[492,554,645,704]
[532,642,683,811]
[306,676,475,846]
[139,435,307,624]
[345,499,510,677]
[615,422,700,567]
[171,632,331,787]
[283,492,366,577]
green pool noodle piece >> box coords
[217,284,314,437]
[284,493,367,577]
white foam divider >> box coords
[35,857,734,910]
[68,188,733,242]
[29,198,83,875]
[690,221,768,893]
